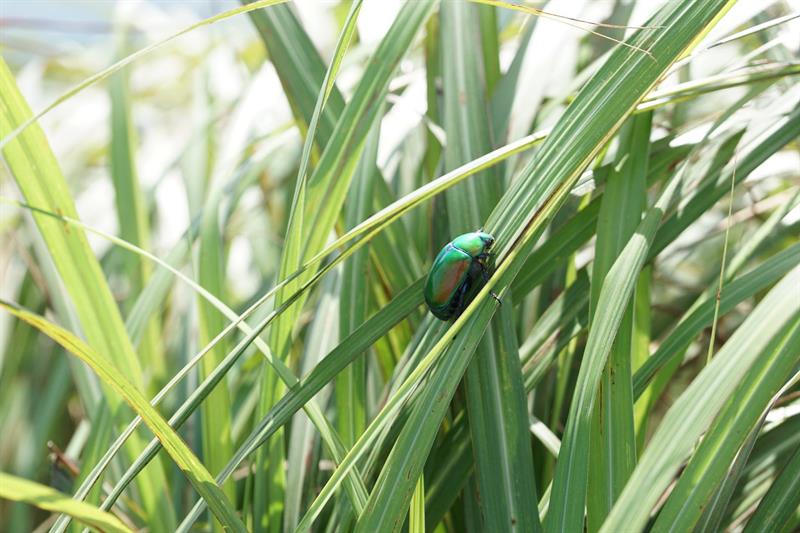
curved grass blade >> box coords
[743,442,800,533]
[547,161,686,533]
[109,32,165,385]
[633,242,800,398]
[652,318,800,531]
[0,56,176,530]
[338,45,378,456]
[600,267,800,533]
[0,302,247,533]
[637,61,800,112]
[0,472,132,533]
[586,113,650,530]
[175,278,424,531]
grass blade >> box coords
[652,317,800,531]
[0,56,175,531]
[586,113,651,530]
[109,30,164,386]
[743,442,800,533]
[440,1,539,529]
[547,158,685,533]
[337,90,379,452]
[601,267,800,532]
[0,302,247,533]
[0,472,131,533]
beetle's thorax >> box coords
[451,231,494,257]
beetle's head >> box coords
[476,231,494,250]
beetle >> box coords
[424,230,499,321]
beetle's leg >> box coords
[480,267,502,305]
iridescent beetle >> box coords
[424,230,498,320]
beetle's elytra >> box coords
[424,231,495,321]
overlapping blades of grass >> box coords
[255,2,435,527]
[253,0,365,527]
[547,142,687,532]
[338,31,376,455]
[652,316,800,532]
[353,1,738,531]
[0,472,131,533]
[439,2,539,530]
[109,33,164,386]
[633,241,800,398]
[1,195,369,532]
[0,302,247,533]
[0,57,175,530]
[246,1,423,304]
[743,442,800,533]
[601,266,800,532]
[175,278,425,531]
[586,113,650,530]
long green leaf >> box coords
[440,1,539,530]
[0,56,175,531]
[338,55,377,452]
[175,278,424,531]
[652,317,800,531]
[601,267,800,532]
[548,153,685,533]
[0,472,131,533]
[586,112,650,531]
[0,302,247,533]
[109,30,164,385]
[743,442,800,533]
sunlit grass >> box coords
[1,1,799,532]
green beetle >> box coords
[424,231,496,321]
